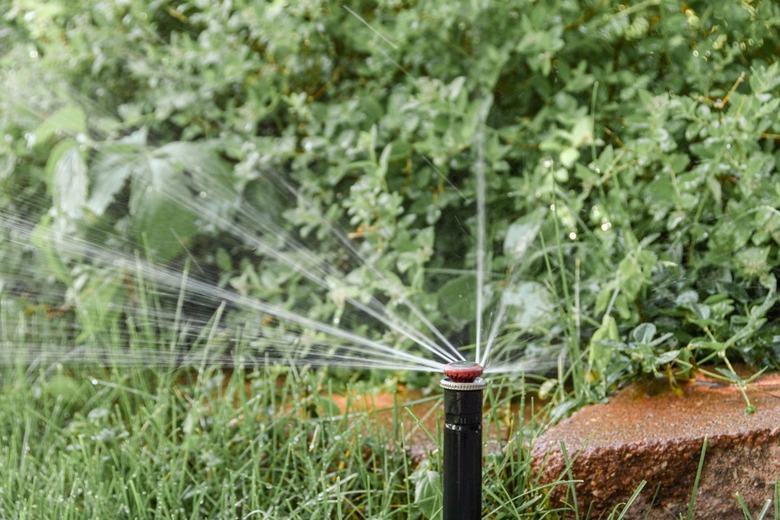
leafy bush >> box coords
[1,0,779,398]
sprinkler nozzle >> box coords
[443,361,483,383]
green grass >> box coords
[1,313,778,518]
[0,341,582,518]
[1,362,407,518]
[0,295,766,519]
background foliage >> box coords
[1,0,780,397]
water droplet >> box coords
[549,204,556,211]
[543,158,554,168]
[90,378,98,385]
[600,221,612,232]
[726,143,732,150]
[29,49,39,59]
[568,232,577,240]
[587,161,601,174]
[199,191,207,199]
[692,50,699,57]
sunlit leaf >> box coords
[502,281,554,329]
[46,139,88,220]
[504,207,546,262]
[32,105,87,147]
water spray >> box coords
[441,361,486,520]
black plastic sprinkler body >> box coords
[441,361,486,520]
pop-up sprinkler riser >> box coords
[441,361,486,520]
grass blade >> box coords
[613,480,646,520]
[686,436,708,520]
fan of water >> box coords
[0,146,551,376]
[3,84,770,385]
[0,84,554,379]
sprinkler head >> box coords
[443,361,484,383]
[440,361,485,519]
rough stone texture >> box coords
[532,373,780,519]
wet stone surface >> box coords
[532,372,780,519]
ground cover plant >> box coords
[1,0,780,517]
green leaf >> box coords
[654,350,679,365]
[410,459,442,519]
[129,154,197,262]
[88,144,142,216]
[155,142,238,216]
[588,315,619,377]
[31,215,74,284]
[46,139,88,220]
[33,105,87,147]
[501,281,554,329]
[504,207,546,262]
[631,323,656,345]
[387,140,411,162]
[559,147,579,168]
[591,315,619,344]
[121,141,237,262]
[437,275,476,322]
[735,247,770,277]
[215,248,232,272]
[617,251,656,300]
[568,116,592,147]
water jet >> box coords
[441,361,485,520]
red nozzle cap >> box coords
[443,361,483,383]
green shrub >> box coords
[1,0,779,398]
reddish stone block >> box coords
[532,373,780,519]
